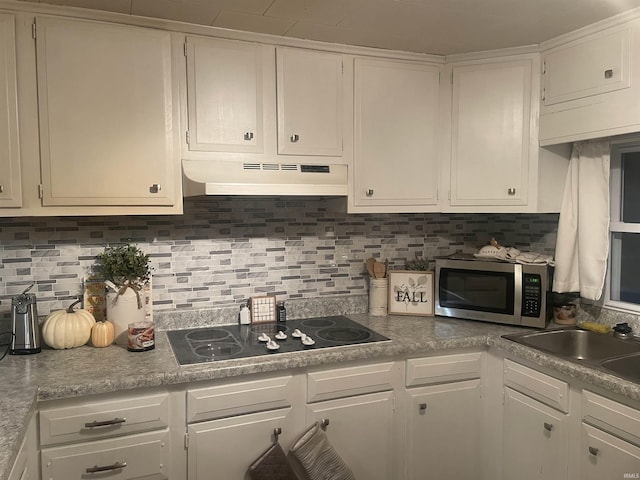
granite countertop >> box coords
[1,313,639,480]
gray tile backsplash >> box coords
[0,197,559,318]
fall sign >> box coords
[387,270,434,316]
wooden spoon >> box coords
[373,262,386,279]
[365,258,376,278]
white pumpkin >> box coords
[42,300,96,349]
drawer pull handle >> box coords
[419,403,427,412]
[366,189,374,197]
[320,418,330,429]
[604,69,613,79]
[290,134,299,143]
[588,446,599,456]
[85,461,127,473]
[507,187,516,196]
[244,132,254,141]
[84,417,126,428]
[150,183,162,193]
[543,422,553,432]
[273,427,282,441]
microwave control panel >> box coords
[522,274,542,317]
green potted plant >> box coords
[94,244,151,344]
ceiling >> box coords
[17,0,640,55]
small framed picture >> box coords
[387,270,434,316]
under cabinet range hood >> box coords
[182,160,348,196]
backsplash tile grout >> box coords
[0,197,559,318]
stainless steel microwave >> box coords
[435,258,553,328]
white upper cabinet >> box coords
[185,36,266,154]
[0,13,21,208]
[448,58,534,208]
[543,27,630,106]
[276,47,343,157]
[540,18,640,145]
[35,17,180,207]
[350,57,441,212]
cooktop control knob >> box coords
[291,329,303,338]
[266,340,280,351]
[258,333,270,342]
[275,331,287,340]
[301,335,315,346]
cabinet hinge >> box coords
[184,41,188,57]
[542,60,546,75]
[392,394,396,412]
[186,131,190,145]
[32,20,36,40]
[541,88,546,102]
[184,432,189,450]
[37,184,43,199]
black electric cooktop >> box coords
[167,316,390,366]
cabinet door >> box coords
[353,58,440,209]
[186,36,265,153]
[450,59,532,206]
[581,423,640,479]
[35,17,178,206]
[188,407,302,480]
[543,26,630,106]
[405,379,481,480]
[276,47,342,156]
[0,13,21,208]
[503,387,569,480]
[306,391,395,480]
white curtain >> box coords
[553,139,610,301]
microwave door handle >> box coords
[514,263,523,317]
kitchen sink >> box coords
[502,327,640,384]
[503,328,640,361]
[601,353,640,383]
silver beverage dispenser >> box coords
[10,283,41,354]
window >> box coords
[607,141,640,311]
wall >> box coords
[0,197,559,318]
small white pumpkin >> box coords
[42,300,96,349]
[91,320,115,348]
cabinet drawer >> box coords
[187,374,303,423]
[39,392,170,446]
[41,430,169,480]
[582,390,640,445]
[406,352,483,387]
[307,361,400,403]
[503,359,569,413]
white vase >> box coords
[106,287,146,345]
[369,278,388,316]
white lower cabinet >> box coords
[405,380,481,479]
[306,361,402,480]
[580,390,640,478]
[503,387,569,480]
[403,352,484,479]
[185,373,305,480]
[306,391,395,480]
[8,413,37,480]
[502,359,570,480]
[38,389,177,480]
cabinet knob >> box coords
[543,422,553,432]
[320,418,330,429]
[588,446,599,456]
[507,188,516,196]
[604,69,614,79]
[419,403,427,412]
[290,134,300,143]
[366,189,374,197]
[244,132,254,141]
[150,184,162,193]
[273,427,282,441]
